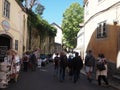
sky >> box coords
[38,0,83,25]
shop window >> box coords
[97,21,107,39]
[3,0,10,19]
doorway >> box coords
[0,34,12,62]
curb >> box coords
[81,69,120,90]
[109,82,120,90]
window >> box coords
[15,40,18,50]
[97,21,107,38]
[3,0,10,19]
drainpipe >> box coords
[28,20,31,50]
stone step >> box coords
[113,75,120,80]
[112,74,120,83]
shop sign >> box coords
[2,20,10,31]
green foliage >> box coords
[17,0,56,37]
[62,2,84,48]
[48,26,57,37]
[27,10,56,37]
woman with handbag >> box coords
[96,54,109,86]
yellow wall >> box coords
[0,0,28,58]
[87,24,120,63]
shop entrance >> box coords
[0,34,12,62]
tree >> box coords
[35,3,45,15]
[21,0,37,9]
[18,0,44,13]
[62,3,84,49]
[17,0,56,37]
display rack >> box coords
[0,55,21,89]
[0,61,11,88]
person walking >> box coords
[72,52,83,83]
[96,54,109,86]
[59,51,67,82]
[53,53,60,77]
[85,50,95,82]
[22,51,29,72]
[67,55,73,79]
[29,51,37,71]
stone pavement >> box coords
[81,69,120,90]
[4,64,118,90]
[109,75,120,90]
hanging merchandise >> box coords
[0,49,21,89]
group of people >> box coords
[53,50,109,86]
[85,50,109,86]
[22,50,40,72]
[4,49,109,86]
[53,51,83,83]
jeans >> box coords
[73,70,80,83]
[54,67,59,77]
[59,67,65,81]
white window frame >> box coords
[97,21,107,39]
[3,0,10,19]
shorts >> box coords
[85,66,93,73]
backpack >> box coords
[97,60,106,71]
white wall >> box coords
[52,24,62,45]
[77,28,84,48]
[84,0,120,22]
[84,0,120,67]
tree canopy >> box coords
[62,2,84,49]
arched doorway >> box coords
[0,34,12,62]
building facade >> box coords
[77,0,120,68]
[51,23,63,53]
[74,27,85,60]
[0,0,28,60]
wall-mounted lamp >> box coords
[113,19,119,25]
